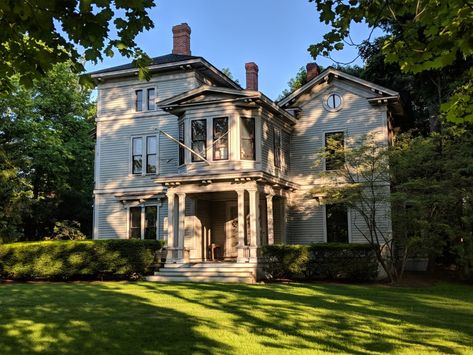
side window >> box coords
[179,121,185,165]
[213,117,229,160]
[273,126,281,168]
[144,206,157,239]
[191,119,207,162]
[326,204,349,243]
[129,207,141,239]
[132,137,143,174]
[324,131,345,170]
[135,90,143,112]
[147,88,156,111]
[146,136,157,174]
[240,117,255,160]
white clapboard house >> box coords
[91,23,401,282]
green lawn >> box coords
[0,282,472,354]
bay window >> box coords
[191,119,207,162]
[240,117,255,160]
[213,117,228,160]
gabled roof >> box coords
[278,67,399,107]
[158,85,296,124]
[89,54,241,90]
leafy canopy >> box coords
[0,0,155,91]
[309,0,473,123]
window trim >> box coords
[323,130,346,171]
[134,86,157,112]
[127,203,161,240]
[323,204,352,243]
[146,136,157,174]
[240,116,256,161]
[130,135,158,176]
[191,119,207,162]
[178,120,185,166]
[212,117,229,161]
[135,89,143,112]
[131,137,143,175]
[273,125,281,168]
[323,92,343,112]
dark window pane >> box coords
[179,122,185,165]
[147,88,156,110]
[213,117,228,160]
[144,206,157,240]
[130,207,141,239]
[240,117,255,160]
[132,137,142,174]
[325,132,345,170]
[135,90,143,112]
[326,204,349,243]
[273,127,281,167]
[191,120,207,162]
[146,136,157,174]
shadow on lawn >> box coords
[143,282,473,354]
[0,283,231,355]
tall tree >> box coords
[0,63,95,240]
[308,0,473,123]
[0,0,155,92]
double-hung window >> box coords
[132,137,143,174]
[273,126,281,168]
[325,204,349,243]
[240,117,255,160]
[324,131,345,171]
[132,135,157,175]
[178,121,185,165]
[135,88,156,112]
[191,120,207,162]
[129,205,159,239]
[213,117,228,160]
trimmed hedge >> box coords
[262,243,379,281]
[0,240,165,280]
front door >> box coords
[225,202,239,259]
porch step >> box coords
[146,263,257,283]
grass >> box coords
[0,282,472,354]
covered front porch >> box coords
[163,178,290,264]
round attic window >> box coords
[325,93,343,111]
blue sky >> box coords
[86,0,382,100]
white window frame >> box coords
[322,204,352,243]
[130,134,159,176]
[323,129,347,172]
[127,202,162,240]
[323,92,344,112]
[134,86,158,113]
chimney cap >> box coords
[245,62,259,71]
[172,23,191,33]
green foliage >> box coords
[0,240,164,280]
[278,66,309,100]
[262,243,378,281]
[390,126,473,279]
[221,68,240,85]
[309,0,473,123]
[0,0,155,91]
[0,63,95,240]
[49,221,86,241]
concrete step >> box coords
[146,275,255,283]
[159,267,256,273]
[156,270,254,278]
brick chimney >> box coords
[245,62,259,91]
[306,62,320,81]
[172,23,191,55]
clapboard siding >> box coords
[261,111,291,178]
[96,194,127,239]
[97,113,178,190]
[286,79,390,245]
[97,71,199,119]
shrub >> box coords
[262,243,379,281]
[0,239,165,280]
[49,220,87,240]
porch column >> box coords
[248,188,260,262]
[266,194,274,245]
[166,191,175,261]
[237,189,246,262]
[281,196,288,244]
[176,192,186,262]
